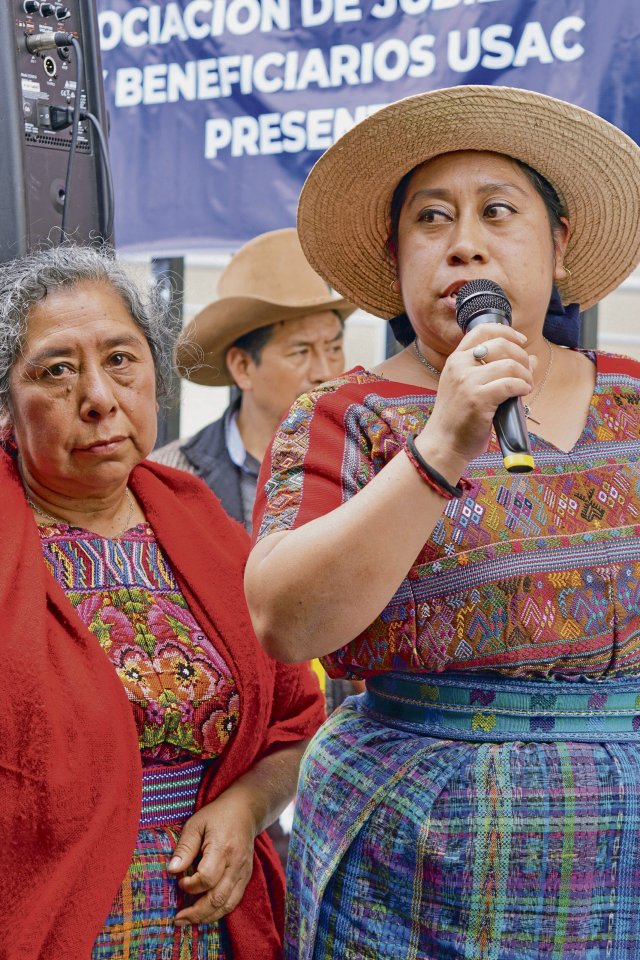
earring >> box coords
[562,265,573,281]
[389,276,400,293]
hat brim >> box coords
[176,294,356,386]
[297,85,640,316]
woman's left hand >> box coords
[168,791,256,926]
[167,740,309,926]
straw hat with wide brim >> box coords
[176,228,356,386]
[297,85,640,317]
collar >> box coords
[225,407,247,468]
[225,407,260,476]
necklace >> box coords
[413,336,554,422]
[27,487,135,538]
[413,339,442,379]
[523,338,554,425]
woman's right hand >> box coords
[245,322,535,663]
[420,322,534,467]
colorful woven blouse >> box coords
[254,352,640,681]
[37,521,239,764]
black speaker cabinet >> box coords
[0,0,110,263]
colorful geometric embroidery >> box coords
[256,354,640,680]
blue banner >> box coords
[96,0,640,252]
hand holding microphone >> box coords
[455,280,535,474]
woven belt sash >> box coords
[140,759,206,827]
[365,671,640,743]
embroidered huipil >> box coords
[37,522,239,761]
[254,352,640,681]
[36,520,238,959]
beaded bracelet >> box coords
[405,434,471,500]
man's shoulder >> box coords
[149,411,230,471]
[148,437,197,472]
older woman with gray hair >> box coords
[0,245,324,960]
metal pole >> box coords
[385,320,401,358]
[580,305,599,350]
[151,256,183,448]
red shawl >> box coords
[0,452,324,959]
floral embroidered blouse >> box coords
[36,520,239,766]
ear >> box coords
[552,217,571,281]
[0,400,14,439]
[0,414,13,441]
[225,347,254,392]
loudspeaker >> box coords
[0,0,110,263]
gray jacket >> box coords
[150,407,246,524]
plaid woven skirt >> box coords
[285,673,640,960]
[92,760,231,960]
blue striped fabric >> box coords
[140,760,205,827]
[365,672,640,742]
[286,690,640,960]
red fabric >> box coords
[0,452,324,960]
[0,451,142,960]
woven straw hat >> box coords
[297,85,640,316]
[176,228,355,386]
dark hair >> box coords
[229,309,346,365]
[230,322,277,364]
[386,155,568,347]
[0,244,181,426]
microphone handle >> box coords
[493,397,534,473]
[466,313,534,474]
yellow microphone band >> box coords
[504,453,535,473]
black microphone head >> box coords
[456,279,512,332]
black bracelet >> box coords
[406,434,466,499]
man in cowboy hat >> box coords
[151,228,355,532]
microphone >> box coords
[455,280,534,474]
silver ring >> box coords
[472,343,489,364]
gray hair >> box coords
[0,244,181,422]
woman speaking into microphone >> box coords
[246,85,640,959]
